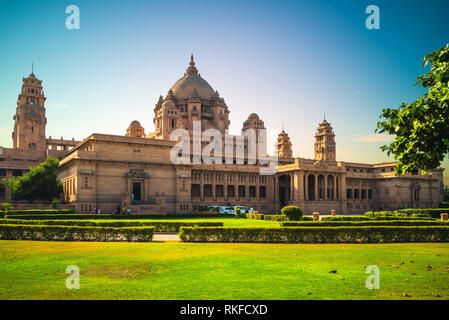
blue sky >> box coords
[0,0,448,183]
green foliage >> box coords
[50,200,58,209]
[0,219,223,232]
[443,185,449,202]
[4,213,234,220]
[2,157,63,203]
[376,45,449,175]
[179,226,449,243]
[280,206,303,221]
[0,209,75,215]
[0,224,155,242]
[281,220,446,227]
[440,202,449,208]
[2,203,13,212]
[322,216,434,221]
[263,214,288,221]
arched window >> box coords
[318,175,325,200]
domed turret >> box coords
[126,120,145,138]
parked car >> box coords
[219,206,235,214]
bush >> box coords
[0,224,155,242]
[50,200,58,209]
[2,203,13,212]
[280,206,303,221]
[0,209,75,215]
[0,219,223,232]
[263,214,287,221]
[281,220,446,227]
[440,202,449,208]
[179,226,449,243]
[322,216,435,221]
[4,213,233,220]
[396,208,449,219]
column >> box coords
[290,173,294,201]
[333,175,336,200]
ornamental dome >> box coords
[169,55,216,101]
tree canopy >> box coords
[376,44,449,175]
[2,157,63,203]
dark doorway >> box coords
[278,175,291,209]
[132,182,142,202]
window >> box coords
[171,119,175,128]
[191,184,200,197]
[0,184,5,200]
[354,189,360,199]
[368,189,372,199]
[13,170,22,177]
[259,186,266,198]
[84,177,88,188]
[249,186,256,198]
[238,186,246,198]
[0,169,5,177]
[347,189,352,199]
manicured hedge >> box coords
[281,220,447,227]
[440,202,449,208]
[0,224,154,242]
[4,213,235,220]
[179,226,449,243]
[0,209,75,215]
[263,214,288,221]
[0,219,223,232]
[396,208,449,219]
[322,216,435,221]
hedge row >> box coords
[0,224,155,242]
[322,216,435,221]
[0,209,75,215]
[396,208,449,219]
[179,226,449,243]
[246,214,313,222]
[0,219,223,232]
[4,213,234,220]
[281,220,447,227]
[440,202,449,208]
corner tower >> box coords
[12,69,47,151]
[314,118,336,162]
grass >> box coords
[0,240,448,300]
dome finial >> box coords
[186,54,198,75]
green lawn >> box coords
[1,240,448,300]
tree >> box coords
[281,205,303,221]
[2,157,63,203]
[376,44,449,175]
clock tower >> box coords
[12,69,47,151]
[314,118,336,162]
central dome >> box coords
[170,55,216,100]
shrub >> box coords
[440,202,449,208]
[322,216,435,221]
[0,209,75,215]
[281,206,303,221]
[179,226,449,243]
[396,208,449,219]
[0,224,155,242]
[50,200,58,209]
[2,203,13,212]
[4,213,233,220]
[281,220,446,227]
[0,219,223,232]
[263,214,287,221]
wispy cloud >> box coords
[50,103,70,109]
[353,133,394,143]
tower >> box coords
[314,118,336,161]
[276,130,293,159]
[12,69,47,151]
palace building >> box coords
[0,57,445,214]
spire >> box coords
[30,62,35,77]
[186,54,198,75]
